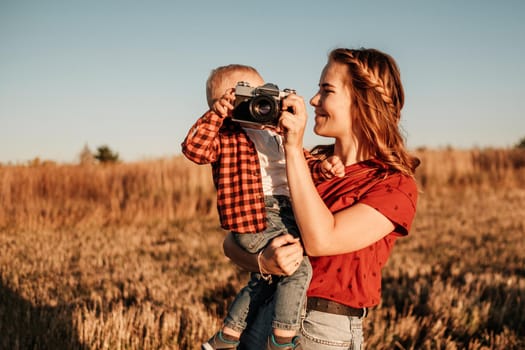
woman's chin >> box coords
[314,116,326,131]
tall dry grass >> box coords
[0,157,216,230]
[0,148,524,349]
[414,147,525,192]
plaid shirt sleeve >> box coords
[181,110,225,164]
[304,149,329,184]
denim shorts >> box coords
[239,298,364,350]
[301,309,363,349]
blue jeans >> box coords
[239,298,364,350]
[226,196,312,333]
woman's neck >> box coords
[334,136,369,166]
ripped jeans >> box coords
[226,195,312,333]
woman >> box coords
[223,48,419,349]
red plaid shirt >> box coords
[181,110,326,233]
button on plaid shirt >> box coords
[181,110,326,234]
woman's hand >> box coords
[279,93,308,151]
[223,232,304,276]
[259,234,304,276]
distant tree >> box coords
[516,136,525,149]
[94,145,119,163]
[78,143,95,165]
[29,157,41,167]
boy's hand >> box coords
[321,155,345,178]
[212,88,235,118]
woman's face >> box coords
[310,61,352,139]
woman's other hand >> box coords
[259,234,304,276]
[223,232,304,276]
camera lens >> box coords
[250,95,278,123]
[255,101,272,116]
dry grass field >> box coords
[0,148,524,349]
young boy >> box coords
[181,64,343,350]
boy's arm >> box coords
[304,150,345,182]
[303,149,326,184]
[181,110,225,164]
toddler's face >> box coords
[211,72,264,104]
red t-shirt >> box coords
[306,159,418,308]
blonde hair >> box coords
[206,64,261,108]
[328,48,419,175]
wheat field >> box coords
[0,148,524,349]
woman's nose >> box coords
[310,93,319,107]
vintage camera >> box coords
[232,81,295,126]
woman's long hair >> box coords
[316,48,419,176]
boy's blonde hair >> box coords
[206,64,261,108]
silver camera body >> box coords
[232,81,295,126]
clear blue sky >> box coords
[1,0,524,163]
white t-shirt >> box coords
[243,127,289,196]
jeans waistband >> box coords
[307,297,368,318]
